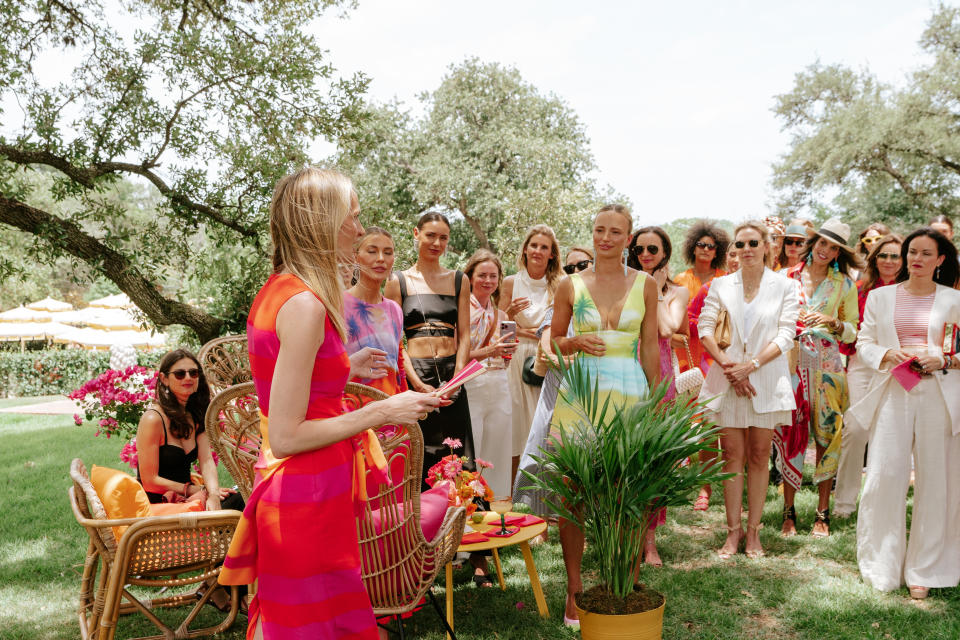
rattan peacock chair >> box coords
[69,459,241,640]
[197,334,251,395]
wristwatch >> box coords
[751,358,761,371]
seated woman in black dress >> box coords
[136,348,241,510]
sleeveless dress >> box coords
[343,291,407,396]
[509,269,552,456]
[551,271,650,437]
[397,271,475,482]
[219,273,379,640]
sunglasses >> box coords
[861,236,882,246]
[169,368,200,380]
[563,260,593,274]
[695,241,717,250]
[783,237,805,246]
[876,252,901,261]
[734,239,761,249]
[631,244,659,256]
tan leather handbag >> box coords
[715,309,731,351]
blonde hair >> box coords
[518,224,562,291]
[596,204,633,235]
[734,220,773,268]
[270,167,354,341]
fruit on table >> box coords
[471,513,484,524]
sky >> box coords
[312,1,939,224]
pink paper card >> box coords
[891,357,922,392]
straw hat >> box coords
[813,218,857,259]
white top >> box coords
[743,296,760,341]
[513,268,552,330]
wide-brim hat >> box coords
[814,217,857,258]
[783,224,810,239]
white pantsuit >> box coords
[834,353,871,515]
[466,369,512,497]
[847,284,960,591]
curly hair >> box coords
[681,221,730,270]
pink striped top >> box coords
[894,285,935,346]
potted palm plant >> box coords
[523,354,728,640]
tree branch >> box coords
[457,197,490,250]
[0,195,223,342]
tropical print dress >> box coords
[774,264,858,490]
[551,271,650,437]
[343,291,407,397]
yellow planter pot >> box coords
[575,596,665,640]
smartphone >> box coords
[499,320,517,342]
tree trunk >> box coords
[458,198,491,250]
[0,195,223,343]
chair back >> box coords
[198,335,251,395]
[357,419,465,615]
[70,458,119,554]
[205,382,260,500]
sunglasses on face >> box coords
[695,241,716,250]
[876,252,901,261]
[631,244,659,256]
[562,260,593,274]
[734,239,761,249]
[169,368,200,380]
[783,237,805,247]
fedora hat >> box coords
[814,218,857,259]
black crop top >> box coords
[136,408,201,504]
[398,270,463,340]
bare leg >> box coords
[511,455,520,492]
[559,517,585,620]
[782,481,797,536]
[253,619,264,640]
[813,443,831,536]
[745,427,774,556]
[718,428,745,557]
[643,525,662,567]
[695,447,717,508]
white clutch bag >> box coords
[671,336,704,396]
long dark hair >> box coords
[798,235,863,277]
[897,227,960,287]
[681,220,729,270]
[155,348,210,439]
[628,226,672,274]
[861,234,904,291]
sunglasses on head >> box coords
[695,241,716,250]
[169,368,200,380]
[631,244,659,256]
[734,239,761,249]
[562,259,593,274]
[861,236,882,245]
[783,237,805,246]
[876,252,901,261]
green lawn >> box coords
[1,410,957,639]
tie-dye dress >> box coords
[219,273,379,640]
[343,291,407,397]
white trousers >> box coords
[835,354,871,514]
[856,377,960,591]
[466,370,512,498]
[507,339,542,457]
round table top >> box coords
[456,511,547,552]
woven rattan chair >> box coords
[205,382,260,500]
[197,334,250,395]
[69,458,241,640]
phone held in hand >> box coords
[499,320,517,361]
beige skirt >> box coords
[708,389,790,430]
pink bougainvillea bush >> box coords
[70,365,158,441]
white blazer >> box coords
[697,268,799,414]
[845,283,960,435]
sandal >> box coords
[812,508,830,538]
[908,585,929,600]
[693,493,710,511]
[782,505,798,537]
[717,525,743,559]
[472,573,494,588]
[745,523,765,559]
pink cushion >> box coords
[368,484,449,542]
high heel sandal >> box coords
[717,525,743,559]
[781,504,798,537]
[745,523,765,559]
[812,508,830,538]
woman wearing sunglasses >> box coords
[698,222,799,559]
[136,348,240,508]
[776,221,813,272]
[777,219,861,538]
[848,227,960,598]
[834,234,903,517]
[853,223,892,280]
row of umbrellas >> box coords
[0,294,167,350]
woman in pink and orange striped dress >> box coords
[219,168,441,640]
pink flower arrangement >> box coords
[70,365,158,441]
[120,439,138,469]
[426,438,493,516]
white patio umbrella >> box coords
[26,297,73,312]
[53,326,166,350]
[88,293,134,309]
[83,308,143,331]
[0,306,53,323]
[0,322,50,341]
[49,308,102,326]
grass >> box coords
[0,408,957,639]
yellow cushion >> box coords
[90,465,152,540]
